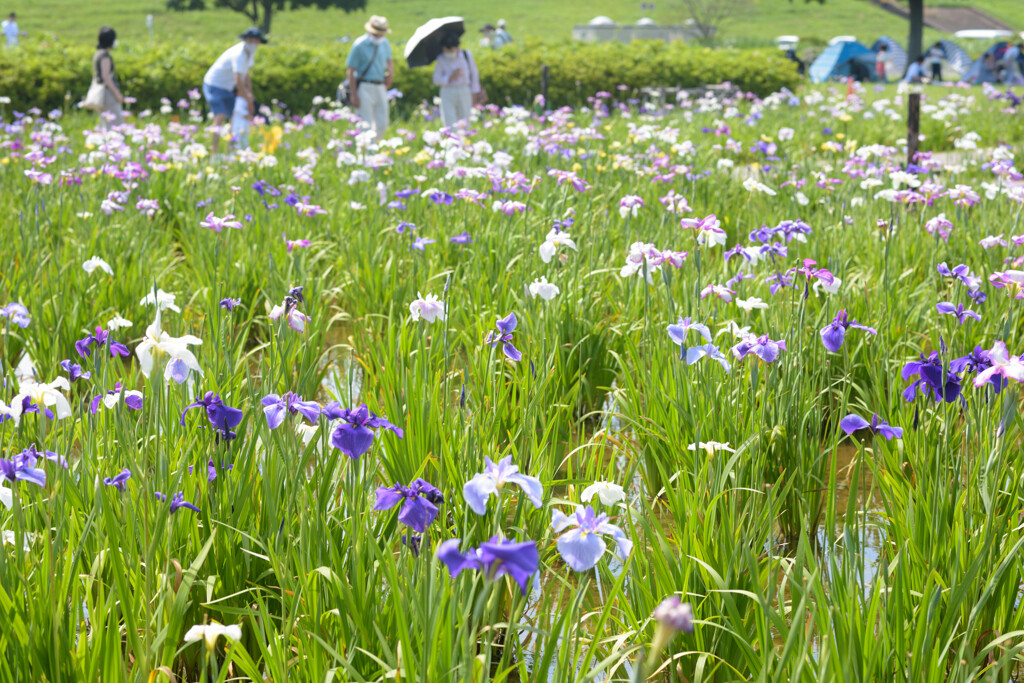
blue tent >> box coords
[964,41,1024,84]
[871,36,907,76]
[933,39,972,77]
[809,41,873,83]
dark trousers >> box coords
[930,63,942,81]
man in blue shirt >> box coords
[345,15,394,140]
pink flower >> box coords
[282,233,312,253]
[974,341,1024,387]
[200,212,243,232]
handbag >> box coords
[337,40,381,106]
[464,50,488,106]
[82,53,109,111]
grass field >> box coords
[2,0,1020,49]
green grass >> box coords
[1,0,1017,49]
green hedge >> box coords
[0,39,799,115]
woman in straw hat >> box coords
[345,15,394,140]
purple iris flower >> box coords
[261,392,321,430]
[90,382,144,414]
[154,491,200,514]
[428,191,454,205]
[435,536,539,595]
[374,478,445,533]
[103,468,132,492]
[450,231,473,244]
[685,344,731,372]
[463,455,543,515]
[654,596,695,634]
[551,505,632,571]
[206,459,232,483]
[767,272,794,295]
[936,302,981,325]
[0,302,30,328]
[839,413,903,440]
[732,334,787,363]
[0,449,48,488]
[60,359,91,382]
[322,402,403,459]
[951,346,1004,393]
[180,392,244,442]
[395,187,420,200]
[220,298,241,311]
[901,352,962,403]
[411,237,436,251]
[396,221,416,234]
[485,313,522,362]
[820,310,877,352]
[75,327,130,358]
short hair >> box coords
[97,26,116,49]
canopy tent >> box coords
[931,39,973,77]
[963,41,1024,84]
[871,36,907,77]
[809,41,872,83]
[829,35,857,45]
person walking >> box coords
[874,44,890,83]
[2,12,22,47]
[492,19,513,48]
[432,35,480,127]
[202,28,266,156]
[345,15,394,140]
[926,44,943,82]
[89,26,125,128]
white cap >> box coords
[497,19,507,28]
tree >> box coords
[907,0,924,62]
[166,0,367,35]
[680,0,753,46]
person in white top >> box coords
[926,44,943,82]
[432,35,481,127]
[2,12,22,47]
[202,28,265,155]
[493,19,512,48]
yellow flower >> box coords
[413,149,431,165]
[571,162,582,173]
[261,125,283,155]
[759,134,773,143]
[0,157,8,165]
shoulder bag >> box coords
[338,41,381,106]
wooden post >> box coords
[906,93,920,168]
[540,64,549,106]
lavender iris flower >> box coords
[685,344,732,372]
[667,316,712,358]
[261,392,321,430]
[374,478,445,533]
[411,237,436,251]
[396,221,416,234]
[103,468,132,491]
[180,392,244,442]
[463,456,543,515]
[485,313,523,362]
[450,231,474,244]
[435,536,539,595]
[820,310,877,352]
[220,298,241,311]
[654,596,695,634]
[155,491,200,514]
[0,302,30,328]
[839,413,903,440]
[323,402,403,459]
[60,359,91,382]
[551,505,633,571]
[901,352,962,403]
[936,302,981,325]
[732,334,787,363]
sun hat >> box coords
[365,15,391,36]
[497,19,507,28]
[239,27,268,43]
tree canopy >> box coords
[166,0,367,34]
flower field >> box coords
[2,82,1024,681]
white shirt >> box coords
[203,42,254,91]
[904,62,924,83]
[432,50,480,92]
[2,20,19,46]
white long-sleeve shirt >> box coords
[432,50,480,93]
